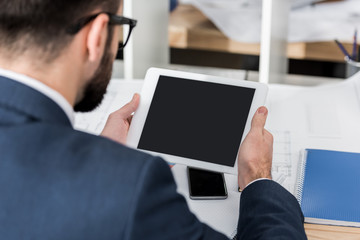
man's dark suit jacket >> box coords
[0,76,307,239]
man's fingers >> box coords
[263,129,274,144]
[127,115,134,125]
[250,106,268,133]
[116,93,140,119]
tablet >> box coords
[127,68,268,174]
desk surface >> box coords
[305,224,360,239]
[75,79,360,240]
[169,4,356,62]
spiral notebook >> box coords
[296,149,360,227]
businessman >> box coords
[0,0,307,239]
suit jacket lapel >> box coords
[0,76,72,127]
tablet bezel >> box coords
[127,68,268,175]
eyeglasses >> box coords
[66,12,137,49]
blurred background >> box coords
[112,0,360,85]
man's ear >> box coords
[86,13,109,62]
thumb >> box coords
[116,93,140,118]
[250,106,268,132]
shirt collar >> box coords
[0,68,75,126]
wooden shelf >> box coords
[169,4,356,62]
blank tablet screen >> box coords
[137,75,255,167]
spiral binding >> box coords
[295,149,308,206]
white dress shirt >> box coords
[0,68,75,126]
[245,178,272,191]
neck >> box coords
[0,52,81,107]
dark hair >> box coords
[0,0,120,61]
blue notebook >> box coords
[296,149,360,227]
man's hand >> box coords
[100,94,140,145]
[238,106,273,190]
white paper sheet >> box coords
[74,80,144,134]
[266,71,360,195]
[271,131,295,193]
[305,100,341,138]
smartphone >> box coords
[187,167,228,200]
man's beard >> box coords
[74,46,114,112]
